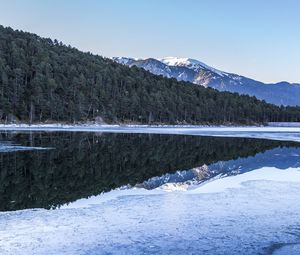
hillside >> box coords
[0,25,300,124]
[114,57,300,106]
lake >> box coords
[1,130,300,254]
[1,131,300,211]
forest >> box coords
[1,25,300,124]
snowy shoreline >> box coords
[0,121,299,128]
[0,123,252,129]
[1,123,300,142]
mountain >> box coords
[113,57,300,106]
[0,25,300,124]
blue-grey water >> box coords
[1,131,300,255]
[0,131,299,211]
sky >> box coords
[0,0,299,83]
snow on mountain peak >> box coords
[159,57,204,67]
[160,57,227,77]
[112,57,138,65]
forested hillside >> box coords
[0,25,300,124]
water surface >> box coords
[1,131,299,211]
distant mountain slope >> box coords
[0,25,300,124]
[113,57,300,106]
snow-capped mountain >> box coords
[112,56,300,106]
[112,57,137,65]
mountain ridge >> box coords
[113,56,300,106]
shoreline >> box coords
[1,123,300,142]
[0,122,257,128]
[0,121,299,128]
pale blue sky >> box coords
[0,0,299,83]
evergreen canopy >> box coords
[0,25,299,124]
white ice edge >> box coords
[1,124,300,142]
[60,187,164,209]
[1,124,300,132]
[0,146,52,152]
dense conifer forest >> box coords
[0,25,300,124]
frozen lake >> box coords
[0,127,300,254]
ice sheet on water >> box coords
[0,141,51,152]
[1,124,300,142]
[1,167,300,254]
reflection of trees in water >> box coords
[0,132,298,211]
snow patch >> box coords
[160,57,228,77]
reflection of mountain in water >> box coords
[141,147,300,190]
[0,132,299,211]
[210,146,300,173]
